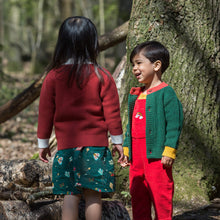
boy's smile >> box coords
[132,53,155,84]
[131,52,162,89]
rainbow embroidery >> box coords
[135,112,144,119]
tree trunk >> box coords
[8,2,21,64]
[122,0,220,205]
[59,0,73,21]
[74,0,93,19]
[0,0,3,79]
[0,0,3,57]
[30,0,44,74]
[99,0,105,66]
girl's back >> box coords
[38,64,122,150]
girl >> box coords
[37,16,124,220]
[121,41,183,220]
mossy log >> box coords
[0,199,130,220]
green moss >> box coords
[173,166,210,207]
[30,153,39,160]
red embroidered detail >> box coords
[130,82,168,95]
[146,82,168,94]
[130,87,142,95]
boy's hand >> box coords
[161,156,174,167]
[112,144,124,163]
[120,156,130,167]
[39,148,51,163]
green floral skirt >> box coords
[52,146,115,195]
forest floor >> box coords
[0,72,220,219]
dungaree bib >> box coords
[130,93,174,220]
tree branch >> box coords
[0,21,129,124]
[99,21,128,51]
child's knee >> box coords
[84,189,102,204]
[63,194,81,208]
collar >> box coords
[63,59,93,65]
[130,82,168,95]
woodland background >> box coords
[0,0,219,219]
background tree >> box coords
[59,0,73,20]
[119,0,220,207]
[0,0,3,81]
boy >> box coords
[122,41,183,220]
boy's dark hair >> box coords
[130,41,170,73]
[47,16,106,88]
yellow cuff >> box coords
[123,147,129,157]
[162,146,177,159]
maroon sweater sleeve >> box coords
[37,72,55,139]
[100,74,123,136]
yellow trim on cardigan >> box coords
[162,146,177,159]
[123,147,129,157]
[138,93,147,99]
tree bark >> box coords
[0,0,3,81]
[0,0,3,59]
[122,0,220,204]
[0,21,128,124]
[30,0,44,74]
[0,159,52,190]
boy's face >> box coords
[131,53,155,84]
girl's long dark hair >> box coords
[47,16,106,88]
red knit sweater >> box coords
[37,64,123,150]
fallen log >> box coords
[0,159,52,190]
[0,199,62,220]
[0,199,130,220]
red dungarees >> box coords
[130,94,174,220]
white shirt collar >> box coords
[64,58,92,65]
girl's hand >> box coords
[39,148,51,163]
[120,156,130,167]
[112,144,124,163]
[161,156,174,167]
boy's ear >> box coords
[153,60,162,72]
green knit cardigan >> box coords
[123,84,183,160]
